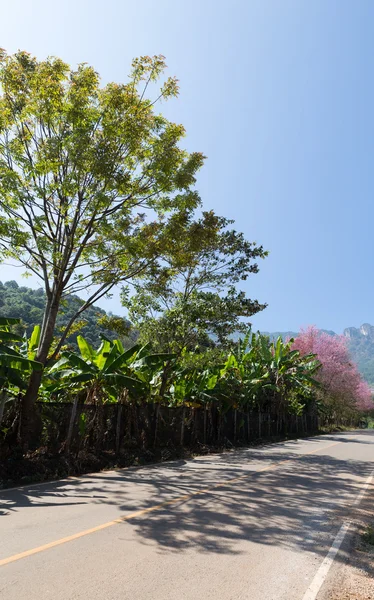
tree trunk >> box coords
[203,405,207,445]
[21,298,61,447]
[234,409,237,442]
[66,396,79,453]
[20,370,44,448]
[258,411,262,438]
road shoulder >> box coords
[321,484,374,600]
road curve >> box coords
[1,431,374,600]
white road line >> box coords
[302,522,351,600]
[302,470,374,600]
[352,472,374,506]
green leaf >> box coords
[107,344,142,372]
[0,317,21,326]
[29,325,41,354]
[59,352,95,373]
[69,373,95,384]
[95,339,112,370]
[77,336,95,363]
[103,373,145,394]
[0,353,43,371]
[0,331,24,343]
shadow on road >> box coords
[1,432,373,577]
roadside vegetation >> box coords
[0,50,372,473]
[362,525,374,546]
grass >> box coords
[361,525,374,546]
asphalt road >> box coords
[1,431,373,600]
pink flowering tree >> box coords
[292,326,374,422]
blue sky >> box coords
[0,0,373,333]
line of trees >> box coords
[0,320,320,440]
[1,317,372,450]
[0,50,372,453]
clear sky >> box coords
[0,0,373,333]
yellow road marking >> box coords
[0,440,341,567]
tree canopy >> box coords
[0,50,209,434]
[0,51,204,361]
[123,211,267,353]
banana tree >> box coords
[225,331,320,412]
[265,336,320,412]
[47,335,176,401]
[47,335,175,450]
[0,318,43,427]
[213,330,320,437]
[169,365,222,407]
[215,331,275,410]
[47,336,145,401]
[46,336,143,451]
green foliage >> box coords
[43,329,320,415]
[124,212,267,353]
[0,318,42,422]
[0,49,205,410]
[47,335,175,403]
[361,525,374,546]
[210,331,320,414]
[0,318,325,439]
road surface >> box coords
[1,431,373,600]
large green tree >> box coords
[124,211,267,353]
[0,50,204,439]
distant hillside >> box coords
[343,324,374,385]
[0,280,136,349]
[260,329,337,340]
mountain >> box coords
[0,280,136,349]
[260,329,337,340]
[342,323,374,385]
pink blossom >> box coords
[292,326,374,412]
